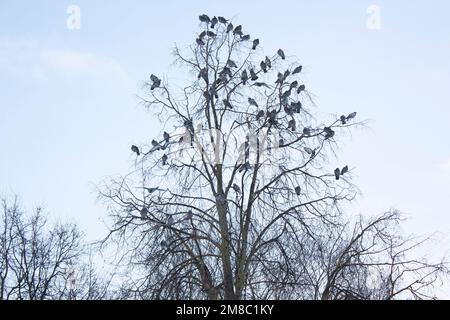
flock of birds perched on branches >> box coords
[130,14,358,215]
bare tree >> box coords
[0,195,111,300]
[100,15,447,300]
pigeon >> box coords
[297,84,306,93]
[196,38,205,46]
[276,72,284,84]
[248,98,258,107]
[265,56,272,68]
[254,82,270,88]
[283,70,291,81]
[150,74,161,90]
[288,119,296,131]
[341,165,349,175]
[207,31,216,37]
[241,70,248,84]
[256,110,265,120]
[162,154,168,165]
[347,112,357,120]
[199,68,208,82]
[277,49,285,60]
[260,61,267,73]
[252,39,260,50]
[303,127,311,136]
[218,16,228,24]
[233,25,243,36]
[232,183,241,193]
[210,16,218,28]
[227,59,238,68]
[334,168,341,180]
[293,65,303,74]
[143,187,160,193]
[291,101,302,113]
[151,139,160,149]
[324,127,335,140]
[199,14,210,23]
[199,31,207,39]
[163,131,170,143]
[295,186,301,196]
[249,68,258,81]
[279,138,284,147]
[140,207,148,219]
[241,34,250,41]
[290,81,298,89]
[226,23,234,33]
[131,145,140,156]
[340,115,347,125]
[223,99,233,109]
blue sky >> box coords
[1,1,450,292]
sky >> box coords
[1,0,450,295]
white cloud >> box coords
[0,37,130,84]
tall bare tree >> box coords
[100,15,447,300]
[0,195,111,300]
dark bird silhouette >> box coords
[276,72,284,84]
[265,56,272,68]
[288,119,296,131]
[241,34,250,41]
[252,39,260,50]
[324,127,335,140]
[304,147,313,155]
[218,16,228,24]
[233,25,243,36]
[196,38,205,46]
[279,138,284,147]
[143,187,161,193]
[162,154,168,165]
[341,165,349,175]
[347,112,357,120]
[160,240,168,247]
[293,65,303,74]
[199,14,210,23]
[223,99,233,109]
[232,183,241,193]
[241,70,248,84]
[290,80,298,89]
[227,59,238,68]
[207,31,216,37]
[340,115,347,125]
[238,162,251,173]
[277,49,286,60]
[260,60,267,73]
[303,127,311,136]
[291,101,302,113]
[226,23,234,33]
[297,84,306,93]
[256,110,265,120]
[210,16,218,28]
[186,210,193,220]
[334,168,341,180]
[163,131,170,143]
[283,70,290,80]
[140,207,148,219]
[248,98,258,107]
[254,82,270,88]
[131,145,140,156]
[249,68,258,81]
[167,215,174,225]
[199,31,207,39]
[295,186,301,196]
[150,74,161,90]
[199,68,208,82]
[151,139,160,148]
